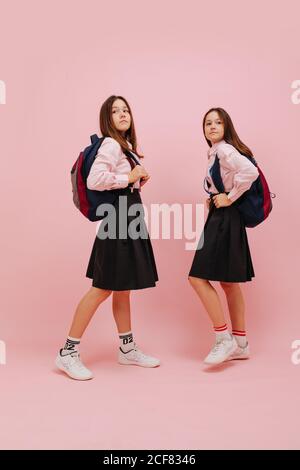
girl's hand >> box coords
[212,193,233,208]
[140,175,150,186]
[128,166,149,184]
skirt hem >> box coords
[188,273,254,283]
[86,274,158,291]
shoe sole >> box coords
[203,342,239,365]
[55,358,94,381]
[118,359,160,368]
[226,355,250,361]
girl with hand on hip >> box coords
[188,107,259,366]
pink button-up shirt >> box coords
[206,140,259,203]
[86,137,142,191]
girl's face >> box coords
[204,111,224,144]
[112,98,131,134]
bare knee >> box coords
[220,281,237,291]
[188,276,207,287]
[89,286,112,301]
[188,275,197,286]
[113,290,131,299]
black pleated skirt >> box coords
[189,197,255,282]
[86,188,158,291]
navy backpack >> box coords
[204,153,275,228]
[71,135,140,221]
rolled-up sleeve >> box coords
[86,138,129,191]
[218,143,259,203]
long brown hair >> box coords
[99,95,144,158]
[203,107,253,157]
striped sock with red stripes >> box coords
[214,323,231,340]
[232,329,247,348]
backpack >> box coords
[204,153,275,228]
[71,135,140,221]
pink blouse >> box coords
[86,137,143,191]
[206,140,259,202]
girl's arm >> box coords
[86,137,129,191]
[217,143,259,202]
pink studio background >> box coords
[0,0,299,450]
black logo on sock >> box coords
[120,333,133,345]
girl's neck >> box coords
[210,138,225,148]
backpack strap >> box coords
[124,150,141,166]
[124,150,141,189]
[203,177,212,195]
[90,134,99,145]
[210,154,225,193]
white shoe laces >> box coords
[210,339,230,356]
[127,344,151,362]
[210,342,223,355]
[135,350,149,361]
[68,351,87,370]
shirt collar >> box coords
[208,139,226,157]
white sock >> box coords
[61,336,80,356]
[214,324,231,341]
[233,335,247,348]
[119,331,135,353]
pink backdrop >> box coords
[0,0,299,450]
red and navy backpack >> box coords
[204,153,275,228]
[71,135,140,221]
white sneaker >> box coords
[118,344,160,368]
[204,335,238,365]
[226,342,250,360]
[55,349,94,380]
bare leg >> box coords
[220,282,245,331]
[112,290,131,333]
[188,276,226,327]
[112,290,160,367]
[68,287,112,338]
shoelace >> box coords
[68,352,87,370]
[210,340,226,356]
[132,345,148,361]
